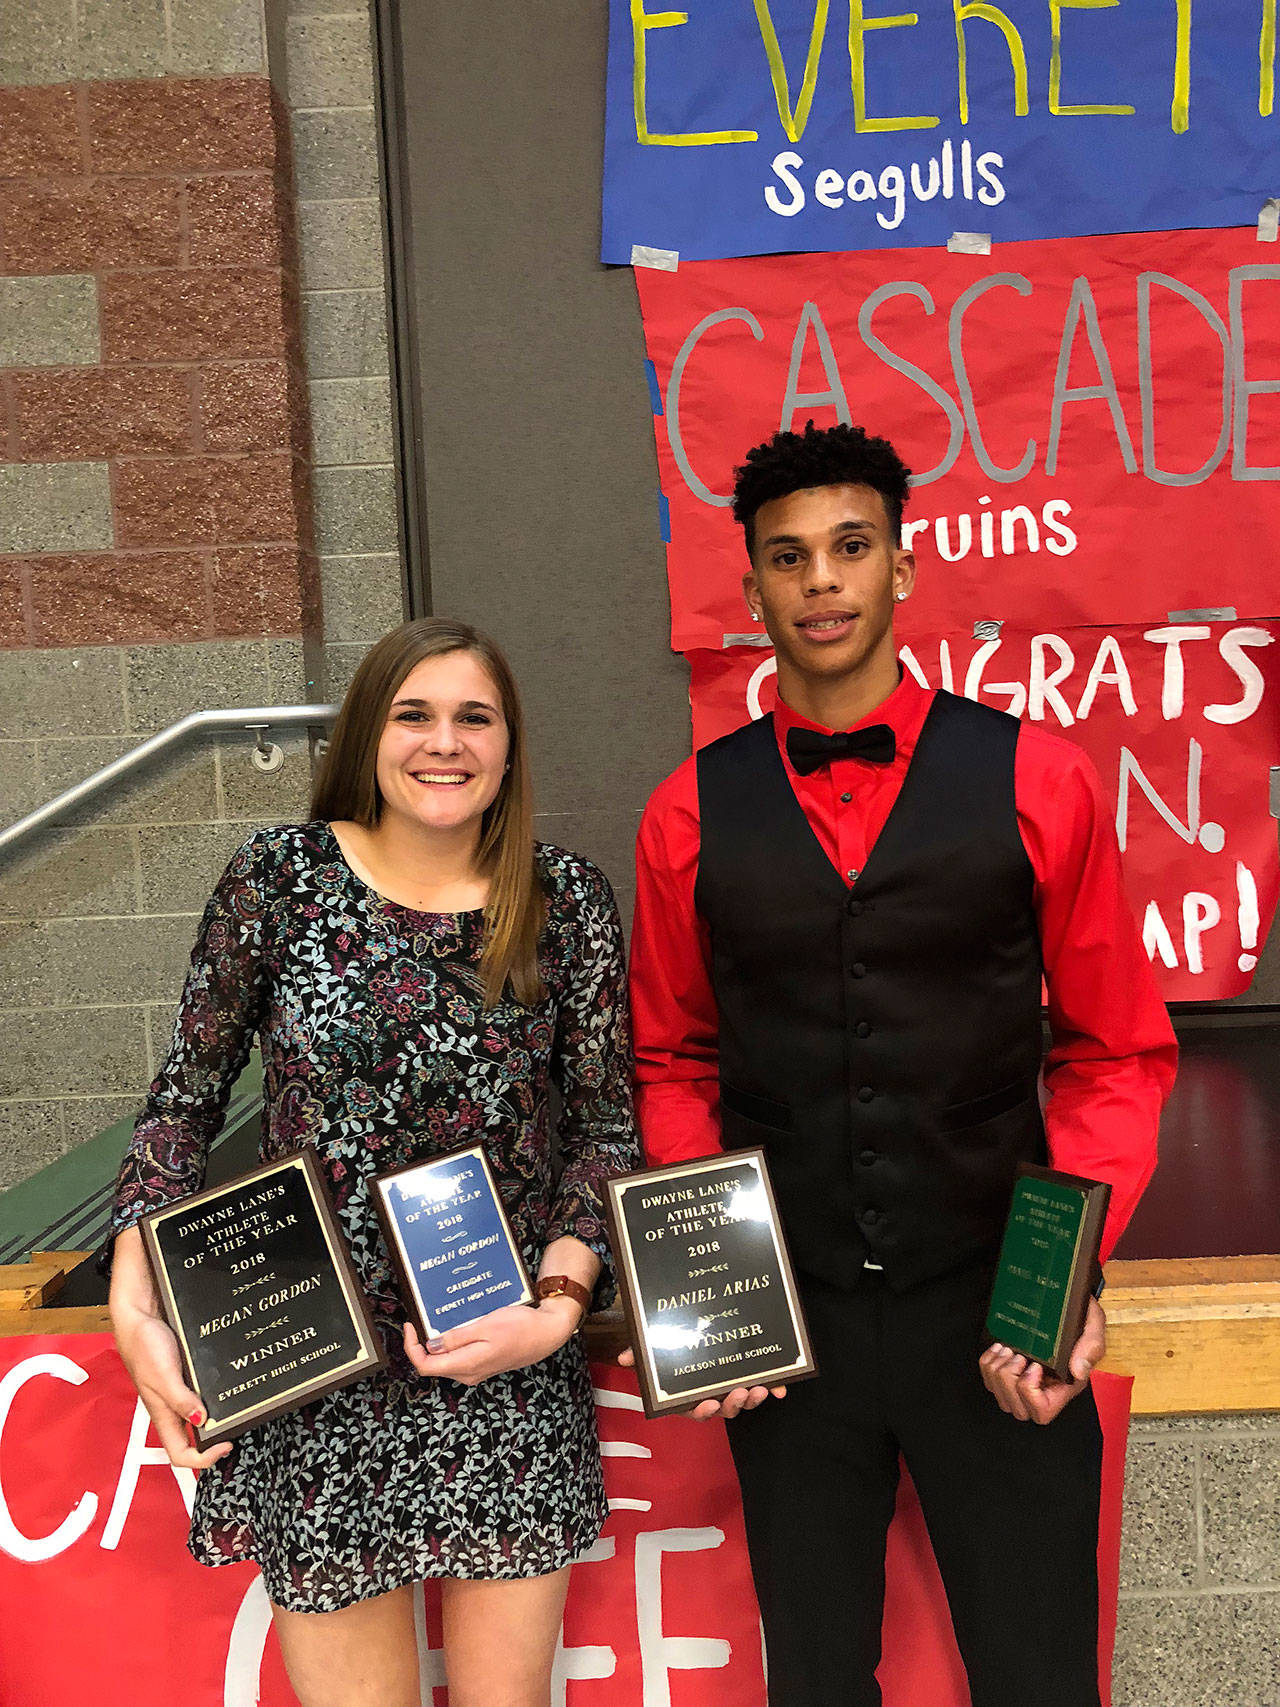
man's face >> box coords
[743,483,915,685]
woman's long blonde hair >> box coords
[310,618,544,1007]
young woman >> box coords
[108,618,639,1707]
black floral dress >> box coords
[110,822,640,1612]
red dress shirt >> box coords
[630,674,1177,1264]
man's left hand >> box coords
[979,1296,1105,1425]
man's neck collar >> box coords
[776,664,907,734]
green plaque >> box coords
[985,1164,1110,1382]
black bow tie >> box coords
[786,724,896,775]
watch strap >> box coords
[535,1274,592,1316]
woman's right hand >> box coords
[109,1225,232,1472]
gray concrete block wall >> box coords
[0,639,313,1177]
[1116,1412,1280,1705]
[274,0,406,689]
[0,0,406,1179]
[0,0,266,81]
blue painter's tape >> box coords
[658,492,671,543]
[644,359,664,417]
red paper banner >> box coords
[635,228,1280,653]
[0,1336,1129,1705]
[688,624,1280,1002]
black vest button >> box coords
[857,1085,875,1103]
[850,961,867,977]
[847,897,865,917]
[840,792,852,804]
[859,1149,879,1166]
[855,1020,872,1038]
[861,1208,881,1227]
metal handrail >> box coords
[0,704,338,859]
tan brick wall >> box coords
[0,75,318,651]
[0,0,403,1186]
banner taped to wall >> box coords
[634,227,1280,652]
[604,0,1280,263]
[0,1335,1129,1705]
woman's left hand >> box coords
[402,1297,583,1385]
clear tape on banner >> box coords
[1259,199,1279,242]
[973,619,1003,639]
[1167,607,1238,621]
[722,631,773,649]
[947,231,992,255]
[631,244,679,271]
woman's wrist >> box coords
[533,1294,586,1343]
[108,1225,162,1321]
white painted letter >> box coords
[0,1355,98,1562]
[1116,740,1203,851]
[1142,901,1178,968]
[635,1528,732,1707]
[1183,892,1221,975]
[100,1395,195,1551]
[1142,625,1211,720]
[1076,634,1137,720]
[764,151,806,216]
[553,1537,619,1705]
[1028,633,1076,725]
[1205,627,1274,725]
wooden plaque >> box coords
[606,1148,817,1418]
[986,1162,1111,1382]
[140,1149,385,1447]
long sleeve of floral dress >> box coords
[543,858,641,1309]
[112,831,641,1297]
[111,831,274,1236]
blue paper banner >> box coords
[603,1,1278,263]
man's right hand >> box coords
[616,1346,787,1419]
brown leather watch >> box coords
[534,1274,592,1323]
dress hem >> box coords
[186,1506,610,1614]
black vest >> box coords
[694,692,1047,1292]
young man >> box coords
[629,422,1176,1707]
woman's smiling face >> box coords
[374,649,510,836]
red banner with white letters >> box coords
[634,229,1280,999]
[0,1336,1129,1705]
[636,228,1280,651]
[689,624,1280,1002]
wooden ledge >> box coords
[0,1252,107,1338]
[591,1259,1280,1416]
[3,1254,1278,1416]
[1101,1256,1280,1414]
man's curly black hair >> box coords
[731,421,913,555]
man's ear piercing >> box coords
[751,610,761,621]
[896,592,907,602]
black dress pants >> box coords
[726,1258,1103,1707]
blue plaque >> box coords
[373,1145,533,1338]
